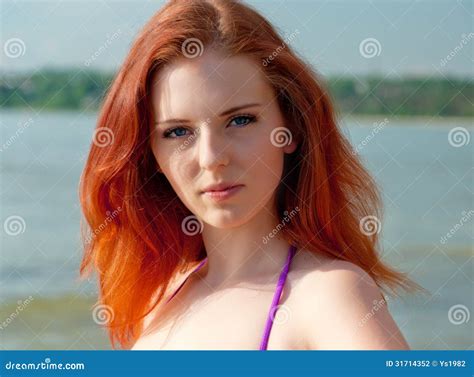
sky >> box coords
[1,0,473,77]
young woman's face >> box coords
[150,50,297,228]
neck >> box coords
[198,204,293,288]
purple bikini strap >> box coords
[259,244,297,350]
[165,245,297,350]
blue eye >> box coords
[163,127,189,138]
[162,114,257,139]
[228,114,257,128]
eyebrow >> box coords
[155,103,261,125]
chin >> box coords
[201,206,254,229]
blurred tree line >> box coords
[1,69,472,117]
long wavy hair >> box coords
[79,0,424,349]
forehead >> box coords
[151,51,275,120]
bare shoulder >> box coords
[290,248,381,293]
[131,260,203,350]
[289,249,410,350]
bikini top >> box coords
[166,244,297,350]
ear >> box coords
[283,139,298,154]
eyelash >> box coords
[162,114,257,139]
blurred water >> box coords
[0,111,472,349]
[1,110,96,300]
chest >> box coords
[134,287,300,350]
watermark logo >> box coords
[181,38,204,58]
[181,215,204,236]
[448,304,470,325]
[93,127,115,147]
[448,126,470,148]
[270,127,293,147]
[4,38,26,58]
[359,215,381,236]
[92,304,115,325]
[3,215,26,236]
[359,38,381,59]
[270,304,291,325]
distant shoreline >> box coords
[340,114,474,127]
[1,70,472,118]
[1,108,472,128]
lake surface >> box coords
[1,110,472,350]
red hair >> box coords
[79,0,423,349]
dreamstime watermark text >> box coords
[0,296,34,331]
[84,29,122,67]
[85,207,122,244]
[5,358,85,371]
[440,210,473,244]
[262,206,300,244]
[0,118,34,153]
[262,29,299,66]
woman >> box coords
[79,0,424,350]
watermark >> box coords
[0,296,34,331]
[448,126,470,148]
[448,304,470,325]
[84,29,122,67]
[440,209,473,244]
[262,207,300,244]
[181,215,204,236]
[270,304,291,325]
[92,127,114,147]
[359,215,381,236]
[85,207,122,244]
[5,358,85,371]
[440,33,474,67]
[92,304,114,325]
[171,119,208,157]
[352,118,389,155]
[3,215,26,236]
[0,118,34,153]
[359,37,381,59]
[359,296,389,327]
[262,29,300,66]
[181,38,204,58]
[270,127,293,147]
[4,38,26,58]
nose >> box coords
[197,126,230,171]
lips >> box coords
[201,183,242,193]
[201,184,244,201]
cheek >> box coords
[166,156,197,190]
[152,143,196,197]
[256,147,284,182]
[243,132,285,192]
[163,159,201,214]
